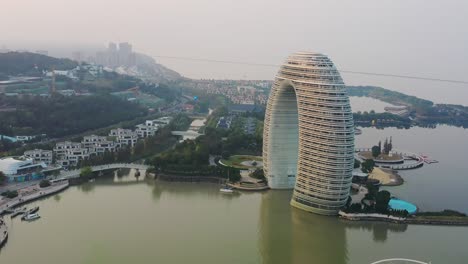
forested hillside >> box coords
[0,52,77,77]
[0,94,147,137]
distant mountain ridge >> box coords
[0,51,180,83]
[0,52,78,77]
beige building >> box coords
[263,52,354,215]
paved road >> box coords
[0,163,150,192]
[0,180,43,193]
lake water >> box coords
[1,161,468,264]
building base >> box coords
[290,198,340,216]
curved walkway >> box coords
[59,163,149,179]
[354,149,424,170]
[0,218,7,249]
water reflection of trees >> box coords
[77,182,95,193]
[342,220,408,243]
[149,180,243,202]
[53,194,61,202]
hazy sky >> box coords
[2,0,468,104]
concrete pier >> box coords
[0,182,69,215]
[0,218,7,248]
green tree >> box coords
[354,159,361,169]
[228,168,241,182]
[39,179,51,188]
[375,190,391,213]
[221,151,230,160]
[371,145,381,158]
[361,159,375,173]
[250,168,265,180]
[80,166,93,178]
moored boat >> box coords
[22,213,41,221]
[220,186,234,194]
[26,206,40,214]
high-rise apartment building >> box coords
[263,52,354,215]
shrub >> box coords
[39,179,51,188]
[250,168,265,180]
[3,190,19,199]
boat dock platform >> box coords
[0,218,7,248]
[0,181,69,215]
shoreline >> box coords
[339,212,468,226]
[369,167,404,186]
[156,174,227,184]
[0,219,7,249]
[0,182,69,215]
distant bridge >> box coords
[58,163,149,179]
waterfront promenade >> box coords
[58,163,149,179]
[0,182,69,215]
[0,218,7,248]
[339,211,468,226]
[355,148,425,170]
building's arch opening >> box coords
[266,81,299,189]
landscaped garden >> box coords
[220,155,263,169]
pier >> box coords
[0,182,69,215]
[0,218,7,249]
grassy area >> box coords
[221,155,262,169]
[359,151,403,161]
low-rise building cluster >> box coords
[178,79,271,105]
[53,117,172,167]
[0,117,173,182]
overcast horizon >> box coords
[2,0,468,105]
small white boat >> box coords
[22,213,41,221]
[220,186,234,194]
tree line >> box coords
[0,94,147,138]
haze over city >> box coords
[2,0,468,104]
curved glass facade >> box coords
[263,52,354,215]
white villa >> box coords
[109,128,138,147]
[24,149,53,165]
[53,141,82,159]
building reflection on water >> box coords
[258,190,409,264]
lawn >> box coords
[220,155,263,169]
[359,151,403,161]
